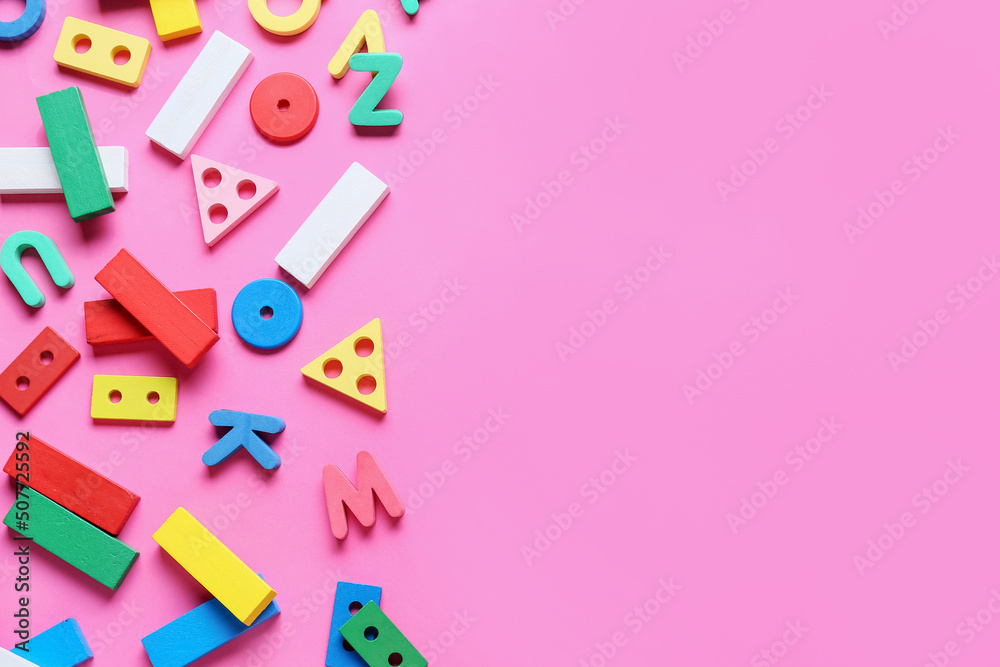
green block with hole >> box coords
[36,86,115,221]
[339,602,427,667]
[3,487,138,590]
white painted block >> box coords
[145,31,253,159]
[275,162,389,289]
[0,147,128,195]
[0,648,36,666]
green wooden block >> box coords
[36,86,114,221]
[348,53,403,127]
[339,602,427,667]
[3,487,138,590]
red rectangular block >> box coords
[95,249,220,368]
[85,288,219,346]
[3,434,140,535]
[0,327,80,416]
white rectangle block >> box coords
[0,147,128,195]
[0,648,35,666]
[275,162,389,289]
[145,31,253,159]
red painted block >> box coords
[85,288,219,346]
[3,434,139,535]
[95,249,220,367]
[0,327,80,417]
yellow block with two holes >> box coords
[153,507,277,625]
[53,18,152,88]
[91,375,178,422]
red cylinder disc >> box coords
[250,72,319,143]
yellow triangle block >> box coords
[302,319,386,413]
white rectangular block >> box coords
[146,31,252,159]
[275,162,389,289]
[0,648,35,666]
[0,147,128,195]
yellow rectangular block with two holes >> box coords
[149,0,202,41]
[153,508,277,625]
[91,375,178,422]
[54,18,152,88]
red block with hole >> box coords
[191,155,279,247]
[85,288,219,346]
[95,249,219,368]
[3,434,140,535]
[0,327,80,416]
[249,73,319,143]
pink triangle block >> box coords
[191,155,279,246]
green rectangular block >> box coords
[36,86,115,221]
[3,488,138,590]
[340,602,427,667]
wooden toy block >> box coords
[248,0,319,36]
[191,155,278,246]
[204,410,285,470]
[231,279,302,350]
[399,0,418,16]
[153,508,277,625]
[3,434,140,535]
[146,31,253,159]
[339,602,427,667]
[142,582,279,667]
[53,18,152,87]
[249,73,319,143]
[0,327,79,417]
[85,288,218,346]
[326,582,381,667]
[148,0,202,41]
[275,162,389,289]
[329,10,385,79]
[0,0,44,42]
[95,249,220,367]
[0,146,128,195]
[37,87,115,221]
[11,619,92,666]
[302,319,386,413]
[1,231,75,309]
[348,53,403,127]
[0,649,34,666]
[3,488,139,590]
[91,375,178,422]
[323,451,403,540]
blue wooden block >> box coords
[326,581,381,667]
[231,279,302,351]
[204,410,284,470]
[11,618,92,667]
[142,592,280,667]
[0,0,45,42]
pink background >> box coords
[2,0,999,665]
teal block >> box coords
[36,87,114,221]
[348,53,403,127]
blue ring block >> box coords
[232,278,303,351]
[11,618,92,666]
[142,582,280,667]
[326,581,382,667]
[0,0,45,42]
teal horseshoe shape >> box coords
[1,231,75,308]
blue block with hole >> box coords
[326,581,381,667]
[0,0,45,42]
[232,278,303,351]
[204,410,285,470]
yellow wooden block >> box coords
[153,508,277,625]
[248,0,320,36]
[53,18,152,88]
[328,10,386,79]
[149,0,202,41]
[301,318,386,413]
[91,375,178,422]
